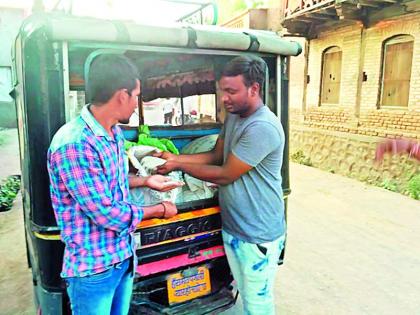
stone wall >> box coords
[290,126,419,194]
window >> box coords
[320,46,342,105]
[140,65,218,126]
[380,35,414,107]
[142,95,217,126]
[142,97,180,126]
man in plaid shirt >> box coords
[47,54,179,315]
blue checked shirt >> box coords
[47,105,143,278]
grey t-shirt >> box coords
[219,105,285,243]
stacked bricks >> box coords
[302,107,355,132]
[358,110,420,139]
[288,13,420,140]
[288,108,420,140]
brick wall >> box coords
[306,24,362,110]
[358,110,420,138]
[293,108,420,140]
[361,15,420,110]
[289,37,306,111]
[302,107,356,132]
[289,13,420,138]
[287,13,420,196]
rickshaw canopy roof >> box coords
[20,13,302,56]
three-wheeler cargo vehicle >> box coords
[12,13,301,315]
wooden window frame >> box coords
[319,46,342,106]
[379,34,414,108]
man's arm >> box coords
[375,138,420,162]
[157,152,252,185]
[128,174,183,192]
[128,175,179,217]
[157,121,282,185]
[129,177,178,218]
[50,144,177,234]
[50,144,142,233]
[129,175,148,188]
[142,201,177,219]
[154,137,224,166]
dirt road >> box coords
[275,163,420,315]
[0,128,419,315]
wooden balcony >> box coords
[282,0,420,37]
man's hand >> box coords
[153,151,177,161]
[156,161,179,175]
[161,201,177,218]
[144,175,183,192]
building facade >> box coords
[220,0,419,195]
[283,0,419,195]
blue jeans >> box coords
[65,258,134,315]
[222,230,285,315]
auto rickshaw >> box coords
[12,13,301,314]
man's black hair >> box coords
[87,54,140,104]
[221,55,267,94]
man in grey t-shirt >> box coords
[156,55,286,315]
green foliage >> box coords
[291,150,312,166]
[379,179,398,192]
[0,175,21,211]
[374,172,420,201]
[407,174,420,200]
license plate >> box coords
[167,266,211,304]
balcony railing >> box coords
[282,0,417,37]
[285,0,335,19]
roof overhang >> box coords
[282,0,419,38]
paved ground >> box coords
[276,162,420,315]
[0,128,419,315]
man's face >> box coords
[219,75,251,116]
[119,79,140,124]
